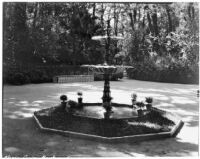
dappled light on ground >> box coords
[3,79,199,157]
[4,147,20,153]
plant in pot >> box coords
[136,101,145,117]
[77,91,83,104]
[131,93,137,107]
[60,95,68,110]
[145,97,153,110]
[67,100,79,113]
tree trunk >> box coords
[101,3,105,33]
[32,3,39,29]
[151,9,158,36]
[188,3,195,19]
[165,5,173,33]
[138,7,141,21]
[147,11,153,33]
[113,5,120,62]
[129,12,134,31]
[13,3,29,64]
[92,3,96,17]
[133,8,137,23]
[106,20,111,64]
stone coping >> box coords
[54,75,93,77]
[53,75,94,83]
[33,107,184,143]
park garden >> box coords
[3,2,199,85]
[2,2,199,157]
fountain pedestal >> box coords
[102,73,112,111]
[82,64,133,115]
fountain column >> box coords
[101,19,113,111]
[105,19,111,65]
[102,73,112,111]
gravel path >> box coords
[3,79,199,157]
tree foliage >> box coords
[3,2,199,84]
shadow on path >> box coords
[3,81,199,157]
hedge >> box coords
[3,64,124,85]
[127,61,199,84]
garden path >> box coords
[3,79,199,157]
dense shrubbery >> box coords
[3,64,88,85]
[127,60,199,84]
[6,72,30,85]
[4,64,124,85]
[125,23,199,84]
[121,3,199,85]
[4,68,51,85]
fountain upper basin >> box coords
[82,64,133,74]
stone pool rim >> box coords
[33,106,184,143]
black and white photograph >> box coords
[2,1,199,157]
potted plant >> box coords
[136,101,145,116]
[131,93,137,106]
[77,91,83,104]
[145,97,153,110]
[67,100,78,113]
[68,100,78,108]
[60,95,68,110]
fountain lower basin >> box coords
[34,102,184,142]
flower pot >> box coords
[78,97,82,104]
[61,102,67,110]
[146,103,152,110]
[132,99,136,106]
[137,109,143,117]
[65,103,71,112]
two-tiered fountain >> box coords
[34,19,184,142]
[82,19,134,118]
